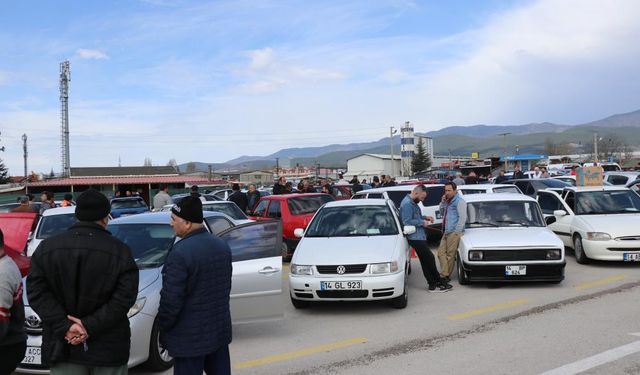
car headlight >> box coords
[586,232,612,241]
[468,250,483,261]
[127,297,147,318]
[546,249,561,260]
[370,261,399,274]
[290,264,313,275]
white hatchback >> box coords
[26,207,77,257]
[289,199,415,309]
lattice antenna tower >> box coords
[60,60,71,177]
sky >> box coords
[1,0,640,174]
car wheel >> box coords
[457,253,470,285]
[391,273,409,309]
[146,319,174,371]
[281,241,291,262]
[573,235,590,264]
[290,293,310,309]
[408,261,412,275]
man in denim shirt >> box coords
[438,181,467,283]
[400,185,453,293]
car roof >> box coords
[462,193,536,203]
[109,210,232,225]
[111,197,144,201]
[323,199,389,208]
[358,184,444,194]
[458,184,516,190]
[261,193,331,200]
[604,171,639,176]
[563,186,631,192]
[41,206,76,216]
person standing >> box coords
[371,176,380,188]
[11,196,36,213]
[27,189,139,375]
[453,172,465,186]
[0,229,27,374]
[494,169,509,184]
[39,191,55,214]
[190,185,201,198]
[227,183,248,212]
[246,184,261,214]
[400,185,453,293]
[60,194,74,207]
[153,185,173,211]
[299,180,317,194]
[532,167,542,179]
[466,171,479,184]
[273,177,286,195]
[513,164,525,179]
[437,182,467,283]
[159,197,232,375]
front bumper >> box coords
[290,272,405,301]
[461,261,566,282]
[583,239,640,261]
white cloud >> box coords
[75,48,109,60]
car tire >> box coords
[408,261,412,275]
[573,235,590,264]
[281,241,291,262]
[146,319,174,371]
[457,253,470,285]
[391,273,409,309]
[290,293,310,309]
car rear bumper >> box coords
[290,272,405,301]
[462,261,566,282]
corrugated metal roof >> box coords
[70,166,178,177]
[28,176,220,187]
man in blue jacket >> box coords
[159,196,233,375]
[438,181,467,283]
[400,185,452,293]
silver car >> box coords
[18,211,284,373]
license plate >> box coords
[505,265,527,276]
[320,281,362,290]
[21,346,41,365]
[623,253,640,262]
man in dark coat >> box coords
[159,196,233,375]
[27,189,139,374]
[227,183,248,212]
[272,176,286,195]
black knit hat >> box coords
[171,196,203,223]
[75,189,111,222]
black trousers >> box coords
[408,240,442,287]
[0,341,26,375]
[174,345,230,375]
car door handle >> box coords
[258,267,280,275]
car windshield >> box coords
[36,213,77,239]
[111,199,146,209]
[540,179,571,188]
[467,201,545,228]
[575,190,640,215]
[108,223,175,268]
[203,203,248,220]
[494,186,521,194]
[305,206,398,237]
[287,195,334,215]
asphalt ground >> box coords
[132,245,640,375]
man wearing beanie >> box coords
[159,196,233,375]
[27,189,139,375]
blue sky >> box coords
[1,0,639,174]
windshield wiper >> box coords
[467,221,499,227]
[496,220,529,227]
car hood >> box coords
[293,235,401,265]
[577,214,640,237]
[138,267,161,293]
[463,227,563,249]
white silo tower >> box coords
[400,121,415,176]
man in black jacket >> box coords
[159,196,232,375]
[27,189,139,375]
[272,176,286,195]
[227,183,248,212]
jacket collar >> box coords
[181,227,208,240]
[70,221,111,234]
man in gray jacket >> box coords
[152,185,173,211]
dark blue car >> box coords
[110,197,150,218]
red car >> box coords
[249,193,334,260]
[0,212,38,276]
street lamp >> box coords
[390,126,398,177]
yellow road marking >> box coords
[447,298,529,321]
[234,337,368,369]
[575,274,627,290]
[282,264,289,279]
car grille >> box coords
[615,236,640,241]
[480,249,558,261]
[316,264,367,274]
[24,314,43,335]
[607,248,640,252]
[316,290,369,298]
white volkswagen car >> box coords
[457,194,565,284]
[537,186,640,263]
[289,199,415,309]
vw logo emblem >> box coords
[336,265,346,274]
[25,315,42,329]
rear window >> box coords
[424,186,445,206]
[386,191,407,208]
[202,203,248,220]
[493,186,521,194]
[540,179,571,188]
[287,195,335,215]
[36,213,77,239]
[111,199,146,209]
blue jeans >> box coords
[174,345,230,375]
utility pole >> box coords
[593,132,599,164]
[60,60,71,177]
[390,126,397,177]
[22,134,28,185]
[275,157,280,177]
[498,132,511,170]
[208,164,213,181]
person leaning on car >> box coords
[437,181,467,283]
[400,185,453,293]
[159,196,233,375]
[27,189,139,375]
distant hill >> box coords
[182,109,640,171]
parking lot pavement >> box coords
[133,247,640,375]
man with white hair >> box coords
[453,172,465,186]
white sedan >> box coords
[289,199,415,309]
[457,194,565,284]
[458,184,522,195]
[537,186,640,263]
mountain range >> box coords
[180,109,640,171]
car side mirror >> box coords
[403,225,417,235]
[294,228,305,238]
[27,231,33,241]
[545,216,557,226]
[553,210,567,217]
